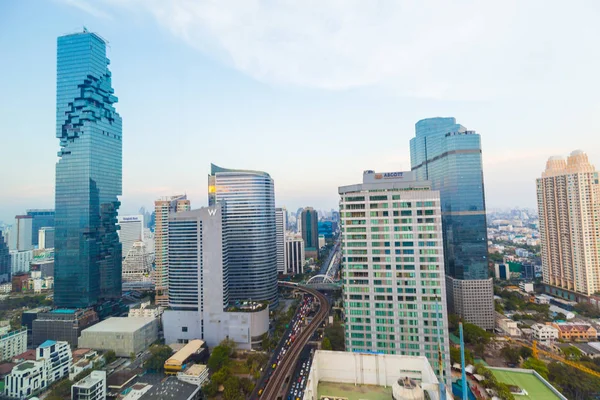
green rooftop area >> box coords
[317,382,392,400]
[16,362,35,371]
[491,369,563,400]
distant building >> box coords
[26,209,54,248]
[128,302,161,319]
[0,328,27,362]
[0,233,9,283]
[11,274,29,293]
[285,235,305,275]
[494,263,510,280]
[537,150,600,298]
[118,215,144,260]
[37,227,54,250]
[495,313,520,337]
[10,250,32,276]
[519,282,535,293]
[69,349,101,380]
[410,117,493,329]
[78,317,158,357]
[531,323,559,343]
[154,195,191,306]
[551,322,597,341]
[521,263,535,280]
[5,340,72,399]
[72,370,106,400]
[122,241,153,291]
[9,216,33,252]
[300,207,319,255]
[275,208,287,274]
[32,309,98,347]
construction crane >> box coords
[522,340,600,379]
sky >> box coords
[2,0,600,223]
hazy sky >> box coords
[2,0,600,223]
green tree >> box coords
[239,377,255,395]
[463,322,492,345]
[548,362,600,400]
[561,346,582,361]
[522,357,548,380]
[322,337,332,350]
[207,345,231,371]
[474,343,486,359]
[223,376,243,400]
[500,345,520,365]
[574,302,600,318]
[104,350,117,365]
[202,381,219,397]
[323,322,345,351]
[211,367,231,385]
[519,346,533,360]
[143,345,173,371]
[450,346,474,365]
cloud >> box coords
[64,1,600,100]
[59,0,113,19]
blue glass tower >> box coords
[26,209,55,247]
[410,117,493,328]
[54,30,122,308]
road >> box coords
[253,283,329,400]
[319,240,340,275]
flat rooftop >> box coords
[82,317,155,333]
[491,369,564,400]
[139,376,199,400]
[317,382,392,400]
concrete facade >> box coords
[78,317,158,357]
[446,277,494,329]
[72,370,106,400]
[0,328,27,362]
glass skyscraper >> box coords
[410,117,493,329]
[26,209,55,247]
[208,164,278,309]
[54,30,122,308]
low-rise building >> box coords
[4,340,72,399]
[138,376,201,400]
[72,370,106,400]
[128,302,162,319]
[531,323,559,343]
[32,309,98,347]
[164,340,207,375]
[176,364,209,386]
[302,350,450,400]
[69,349,101,380]
[519,282,534,293]
[534,295,550,305]
[0,328,27,362]
[78,317,158,357]
[495,313,520,337]
[572,343,600,359]
[551,322,598,341]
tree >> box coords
[522,357,548,379]
[500,345,520,365]
[450,346,474,365]
[561,346,582,361]
[322,337,332,350]
[548,362,600,400]
[211,367,231,385]
[130,352,136,362]
[207,345,231,371]
[104,350,117,365]
[553,312,567,321]
[463,322,492,345]
[223,376,243,400]
[448,313,460,332]
[519,346,533,360]
[239,377,255,395]
[144,345,173,371]
[574,302,600,318]
[323,322,345,351]
[474,343,486,359]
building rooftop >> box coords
[39,340,56,348]
[183,364,207,376]
[318,381,392,400]
[51,309,75,314]
[572,342,600,355]
[139,376,200,400]
[74,371,106,389]
[491,368,566,400]
[165,339,204,366]
[12,349,36,362]
[107,369,140,389]
[81,317,155,333]
[0,363,15,375]
[16,362,36,371]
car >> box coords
[272,363,277,369]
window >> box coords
[182,327,188,332]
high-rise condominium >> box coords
[285,235,305,275]
[9,216,33,251]
[54,30,122,308]
[410,117,493,329]
[275,208,287,274]
[339,170,451,386]
[209,164,278,309]
[537,150,600,298]
[154,195,190,306]
[301,207,319,253]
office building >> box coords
[302,350,450,400]
[410,117,493,329]
[154,195,191,306]
[285,235,305,275]
[72,370,107,400]
[162,206,269,349]
[78,317,158,357]
[339,170,451,385]
[0,233,9,283]
[54,30,123,308]
[0,328,27,362]
[537,150,600,298]
[118,215,144,259]
[209,164,278,309]
[37,227,54,250]
[26,209,54,247]
[301,207,319,253]
[494,263,510,280]
[5,340,72,399]
[9,215,33,251]
[275,208,287,274]
[32,309,98,347]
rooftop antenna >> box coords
[83,26,88,33]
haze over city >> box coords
[3,0,600,221]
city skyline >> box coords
[3,2,600,222]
